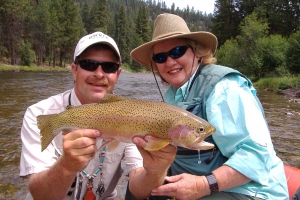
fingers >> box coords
[133,135,177,153]
[60,129,101,172]
[65,129,101,141]
[151,180,178,197]
[164,175,182,183]
[133,136,176,176]
[151,174,203,199]
[64,129,100,150]
[132,136,148,148]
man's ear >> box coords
[71,63,77,82]
[116,68,122,79]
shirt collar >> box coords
[70,89,82,106]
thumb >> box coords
[164,174,183,183]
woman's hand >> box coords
[151,173,210,200]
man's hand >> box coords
[128,135,177,199]
[132,135,176,174]
[60,129,101,173]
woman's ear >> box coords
[198,57,203,65]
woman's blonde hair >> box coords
[185,39,217,65]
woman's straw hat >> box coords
[130,13,218,71]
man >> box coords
[20,32,176,200]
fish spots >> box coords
[38,94,215,151]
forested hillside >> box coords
[0,0,299,77]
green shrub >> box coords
[257,35,288,77]
[255,76,300,90]
[19,40,35,66]
[286,30,300,74]
[216,39,242,71]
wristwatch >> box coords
[205,173,219,194]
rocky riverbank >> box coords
[278,88,300,104]
[279,88,300,97]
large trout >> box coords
[37,94,216,151]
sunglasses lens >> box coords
[152,45,190,63]
[78,60,119,73]
[170,46,189,59]
[101,62,120,73]
[79,60,98,72]
[152,53,167,63]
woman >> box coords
[130,13,288,200]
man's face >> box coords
[72,47,121,104]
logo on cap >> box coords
[88,32,109,40]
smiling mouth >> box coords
[89,80,108,87]
[90,83,106,87]
[168,68,182,74]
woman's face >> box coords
[153,38,199,88]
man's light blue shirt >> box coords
[164,68,288,199]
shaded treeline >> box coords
[0,0,299,78]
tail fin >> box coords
[37,114,59,151]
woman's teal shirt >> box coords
[164,64,288,200]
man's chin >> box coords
[87,92,106,103]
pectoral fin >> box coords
[144,137,171,151]
[100,140,120,151]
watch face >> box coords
[206,174,219,193]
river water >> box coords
[0,71,299,199]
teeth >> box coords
[169,69,180,74]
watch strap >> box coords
[205,173,219,194]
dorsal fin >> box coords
[98,94,129,104]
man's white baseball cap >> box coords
[73,32,121,61]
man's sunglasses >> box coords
[77,59,120,73]
[152,45,191,63]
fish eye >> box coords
[198,127,205,132]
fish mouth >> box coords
[193,137,205,144]
[209,125,216,134]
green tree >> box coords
[217,12,289,78]
[171,3,175,13]
[0,0,31,65]
[216,39,242,70]
[256,0,300,36]
[115,5,130,63]
[286,30,300,74]
[57,0,84,67]
[48,0,62,67]
[19,40,35,66]
[257,35,288,76]
[90,0,108,33]
[81,0,91,33]
[29,0,51,66]
[135,5,151,43]
[237,12,269,78]
[211,0,241,47]
[0,0,219,68]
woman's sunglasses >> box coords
[77,59,120,73]
[152,45,191,63]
